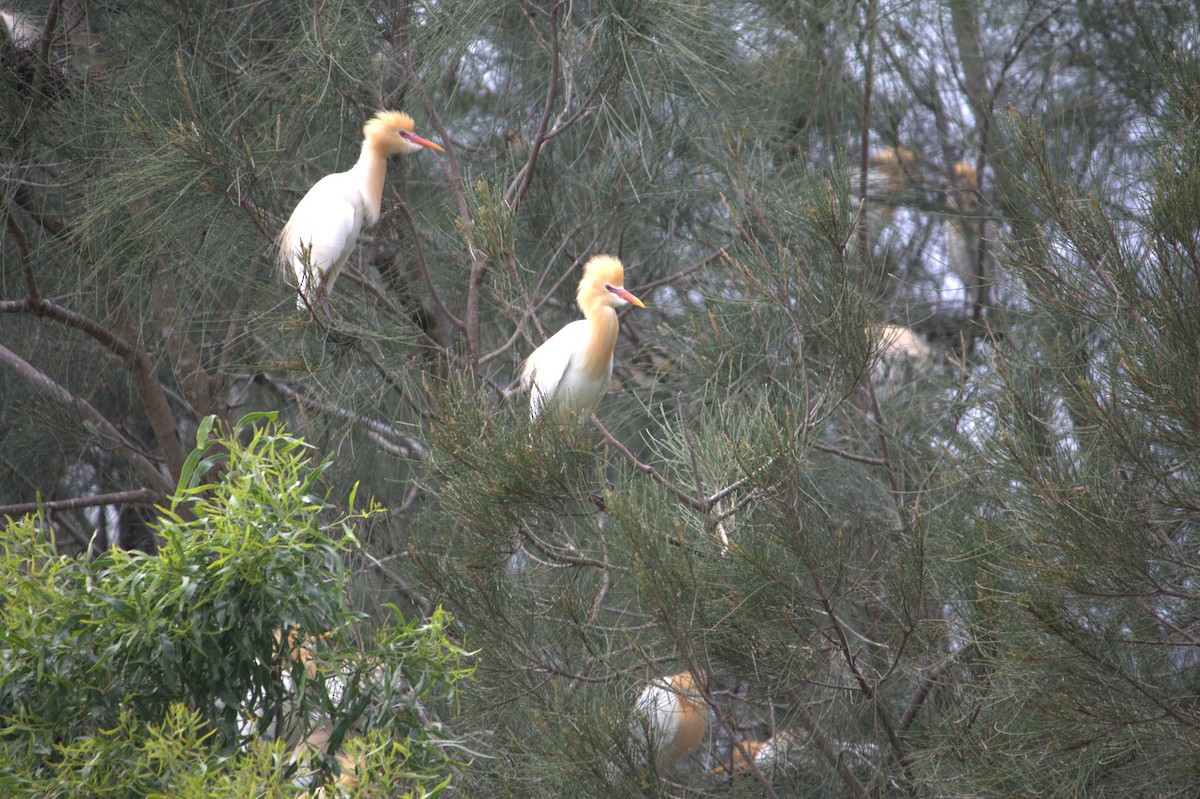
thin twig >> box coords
[6,214,39,301]
[259,373,429,460]
[14,0,60,138]
[394,202,465,334]
[591,415,708,512]
[790,703,872,799]
[898,651,961,734]
[0,297,135,363]
[504,0,562,211]
[856,0,876,270]
[2,210,188,484]
[359,547,433,617]
[813,442,887,466]
[398,31,483,384]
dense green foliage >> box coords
[0,414,472,797]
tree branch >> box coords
[0,488,163,518]
[504,0,562,212]
[856,0,877,269]
[4,199,188,484]
[790,493,917,796]
[14,0,61,138]
[898,651,961,734]
[813,442,887,466]
[258,373,429,461]
[0,296,135,362]
[592,415,708,512]
[0,343,173,494]
[397,21,483,382]
[6,214,39,301]
[107,281,189,484]
[394,201,465,334]
[789,703,872,799]
[151,279,225,421]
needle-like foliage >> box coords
[2,1,1200,796]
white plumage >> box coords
[871,324,933,401]
[1,10,39,49]
[945,160,988,306]
[277,111,443,314]
[632,670,709,774]
[850,147,918,256]
[520,255,644,420]
[708,730,804,778]
[710,728,877,780]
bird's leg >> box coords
[310,280,332,319]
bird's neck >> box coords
[949,194,981,233]
[580,305,619,379]
[354,140,390,226]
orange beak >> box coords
[401,131,445,152]
[609,286,645,308]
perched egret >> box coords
[708,731,803,778]
[633,670,709,774]
[709,728,877,779]
[520,254,644,421]
[945,160,985,305]
[1,10,38,48]
[871,324,932,401]
[292,726,363,797]
[276,627,323,681]
[851,146,918,256]
[277,110,443,314]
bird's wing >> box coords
[520,321,585,418]
[280,174,362,283]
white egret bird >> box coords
[633,670,709,774]
[277,110,443,314]
[871,324,933,401]
[708,730,804,778]
[851,146,918,256]
[945,160,987,306]
[520,254,644,421]
[709,728,877,780]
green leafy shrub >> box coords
[0,413,473,798]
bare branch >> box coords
[0,297,135,362]
[108,282,189,484]
[6,214,38,301]
[394,201,465,335]
[504,0,562,212]
[813,442,887,466]
[10,188,190,485]
[259,373,429,461]
[0,343,173,494]
[152,279,225,421]
[789,704,872,799]
[0,488,163,518]
[857,0,877,268]
[12,0,61,138]
[358,547,433,618]
[396,18,483,381]
[898,651,961,734]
